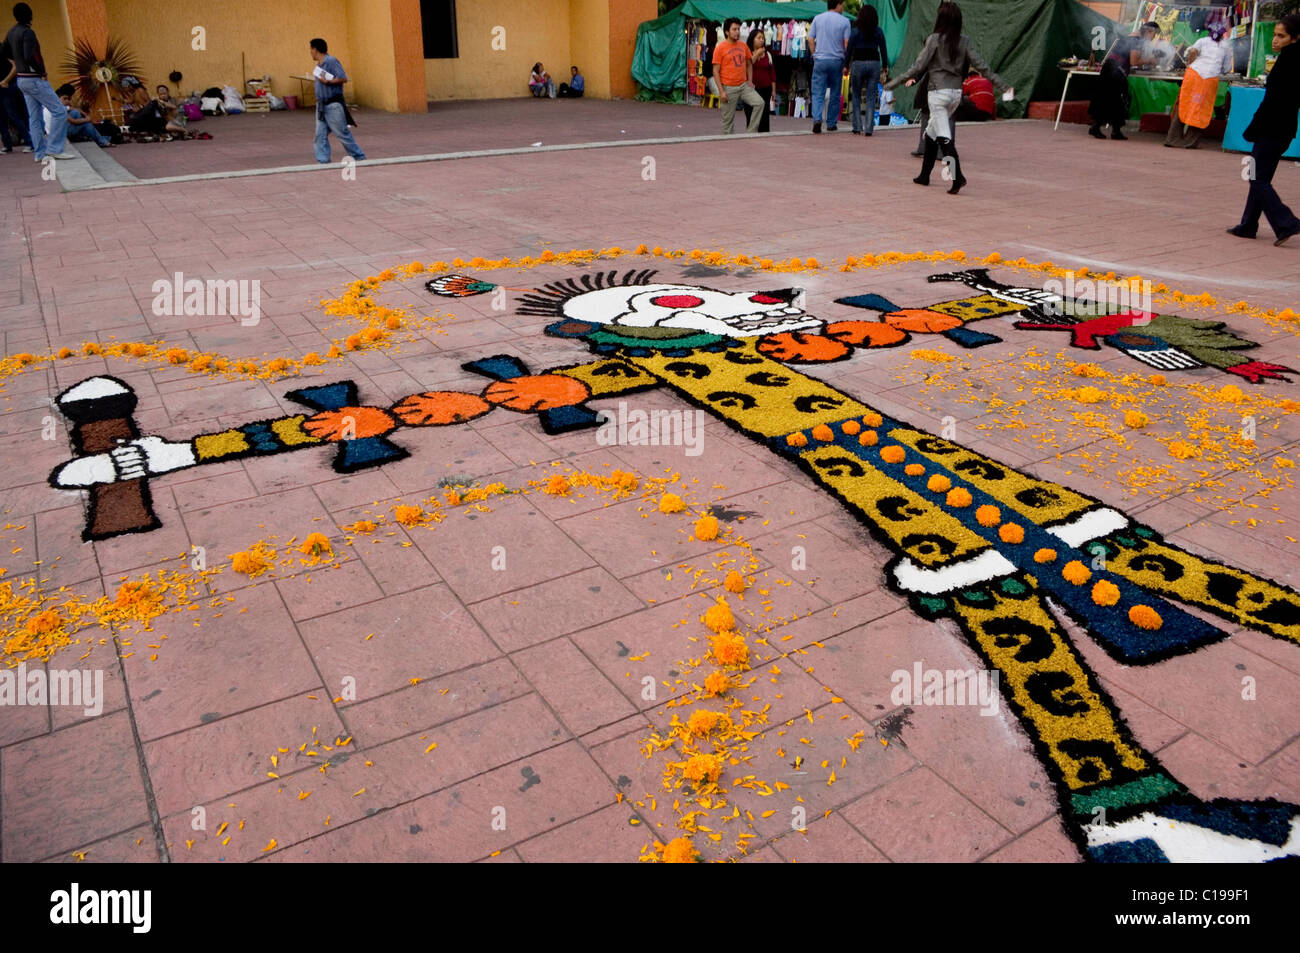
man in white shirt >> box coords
[1164,23,1233,148]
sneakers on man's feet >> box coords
[1274,225,1300,247]
[47,152,77,159]
[20,145,33,153]
[812,121,822,134]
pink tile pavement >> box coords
[3,100,1298,864]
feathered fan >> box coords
[61,37,144,122]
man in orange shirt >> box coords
[713,18,764,134]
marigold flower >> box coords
[975,504,1001,527]
[926,474,952,493]
[858,430,879,447]
[659,493,685,514]
[1129,604,1163,630]
[1148,374,1166,386]
[25,609,60,636]
[302,352,325,365]
[1074,386,1106,404]
[361,327,385,343]
[711,631,749,668]
[811,424,834,442]
[1092,579,1121,606]
[1062,560,1092,585]
[998,523,1024,544]
[1216,384,1244,403]
[880,445,906,464]
[723,571,746,594]
[694,515,720,541]
[704,670,731,696]
[787,432,809,448]
[686,709,732,736]
[346,520,377,534]
[393,505,426,527]
[230,544,274,577]
[841,420,861,436]
[904,463,925,476]
[703,599,736,634]
[300,533,332,557]
[56,347,73,359]
[1034,548,1057,563]
[82,342,102,355]
[1168,441,1200,460]
[680,754,723,784]
[1124,410,1149,429]
[946,487,972,507]
[862,412,883,428]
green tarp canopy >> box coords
[632,1,829,94]
[890,0,1120,119]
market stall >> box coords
[1054,1,1262,129]
[632,0,827,113]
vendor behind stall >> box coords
[1089,21,1161,140]
[1164,21,1233,149]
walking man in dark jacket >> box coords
[1227,15,1300,246]
[4,2,72,160]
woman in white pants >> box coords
[885,2,1007,194]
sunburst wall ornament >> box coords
[61,37,144,121]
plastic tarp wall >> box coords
[874,0,911,69]
[632,0,828,93]
[890,0,1119,118]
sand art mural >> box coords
[42,262,1300,862]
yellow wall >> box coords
[425,0,571,101]
[28,0,72,57]
[346,0,399,110]
[102,0,351,103]
[569,0,610,99]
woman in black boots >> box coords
[885,2,1007,194]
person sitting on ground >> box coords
[529,63,555,99]
[954,68,994,121]
[59,90,111,147]
[558,65,584,98]
[154,84,188,136]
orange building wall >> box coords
[608,0,652,98]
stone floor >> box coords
[0,99,1298,864]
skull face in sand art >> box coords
[561,284,820,338]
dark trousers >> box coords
[557,83,583,98]
[0,83,31,148]
[1239,137,1300,237]
[1090,59,1129,130]
[743,85,771,132]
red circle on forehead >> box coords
[650,294,705,309]
[749,294,783,304]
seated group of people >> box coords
[529,63,583,99]
[52,81,200,148]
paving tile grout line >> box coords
[67,121,1040,192]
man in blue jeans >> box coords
[310,37,365,164]
[808,0,850,134]
[5,3,73,160]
